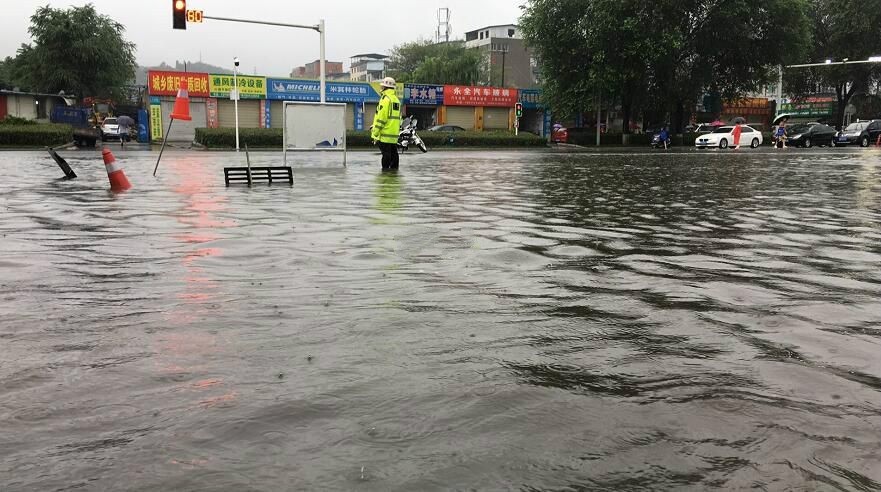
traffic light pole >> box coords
[200,15,327,103]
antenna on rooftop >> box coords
[437,8,451,43]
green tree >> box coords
[387,40,481,85]
[785,0,881,129]
[521,0,811,132]
[0,57,13,90]
[11,3,137,99]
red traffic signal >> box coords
[173,0,187,30]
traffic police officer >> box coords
[371,77,401,170]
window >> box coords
[479,32,484,40]
[508,29,515,38]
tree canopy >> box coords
[520,0,812,132]
[8,3,137,99]
[784,0,881,128]
[387,40,481,85]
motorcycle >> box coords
[650,133,671,149]
[398,116,428,153]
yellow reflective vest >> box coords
[371,88,401,144]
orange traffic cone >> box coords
[103,147,132,192]
[170,78,192,121]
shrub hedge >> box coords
[194,127,547,149]
[0,116,38,126]
[0,124,73,147]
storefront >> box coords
[403,84,443,129]
[147,70,211,142]
[210,73,266,129]
[518,89,549,137]
[443,85,519,132]
[266,78,379,131]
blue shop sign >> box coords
[519,89,543,109]
[404,84,443,105]
[267,78,379,102]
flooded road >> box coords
[2,148,881,490]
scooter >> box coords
[650,133,671,149]
[398,116,428,153]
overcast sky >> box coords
[1,1,525,76]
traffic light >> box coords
[515,102,523,118]
[173,0,187,30]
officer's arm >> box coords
[373,100,389,130]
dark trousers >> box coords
[378,142,399,170]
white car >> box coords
[100,117,120,141]
[694,125,763,149]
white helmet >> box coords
[379,76,396,89]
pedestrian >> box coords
[117,115,133,147]
[658,126,670,150]
[371,77,402,171]
[732,122,743,150]
[774,119,788,149]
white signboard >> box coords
[283,101,347,166]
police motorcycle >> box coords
[398,116,428,153]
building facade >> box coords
[465,25,539,89]
[350,54,388,82]
[146,70,550,142]
[0,90,69,122]
[290,60,345,80]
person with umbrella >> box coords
[731,116,745,150]
[116,115,135,147]
[772,114,791,149]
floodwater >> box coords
[2,148,881,490]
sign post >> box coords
[514,102,523,136]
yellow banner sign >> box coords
[150,105,163,140]
[209,74,267,99]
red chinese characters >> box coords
[444,85,518,107]
[148,70,211,97]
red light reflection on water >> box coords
[153,157,240,416]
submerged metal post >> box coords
[153,118,174,177]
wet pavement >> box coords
[1,148,881,490]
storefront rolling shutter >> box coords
[483,107,509,130]
[345,103,355,131]
[446,107,474,129]
[363,103,378,128]
[217,99,261,128]
[270,101,284,129]
[161,99,207,142]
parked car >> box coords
[692,123,723,134]
[427,125,466,132]
[834,120,881,147]
[786,122,836,148]
[551,125,569,143]
[694,125,763,149]
[100,117,121,141]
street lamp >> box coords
[233,56,240,152]
[776,57,881,107]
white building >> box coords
[350,54,388,82]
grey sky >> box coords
[1,1,525,76]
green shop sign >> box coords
[781,101,835,117]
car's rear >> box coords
[552,126,568,144]
[101,118,120,141]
